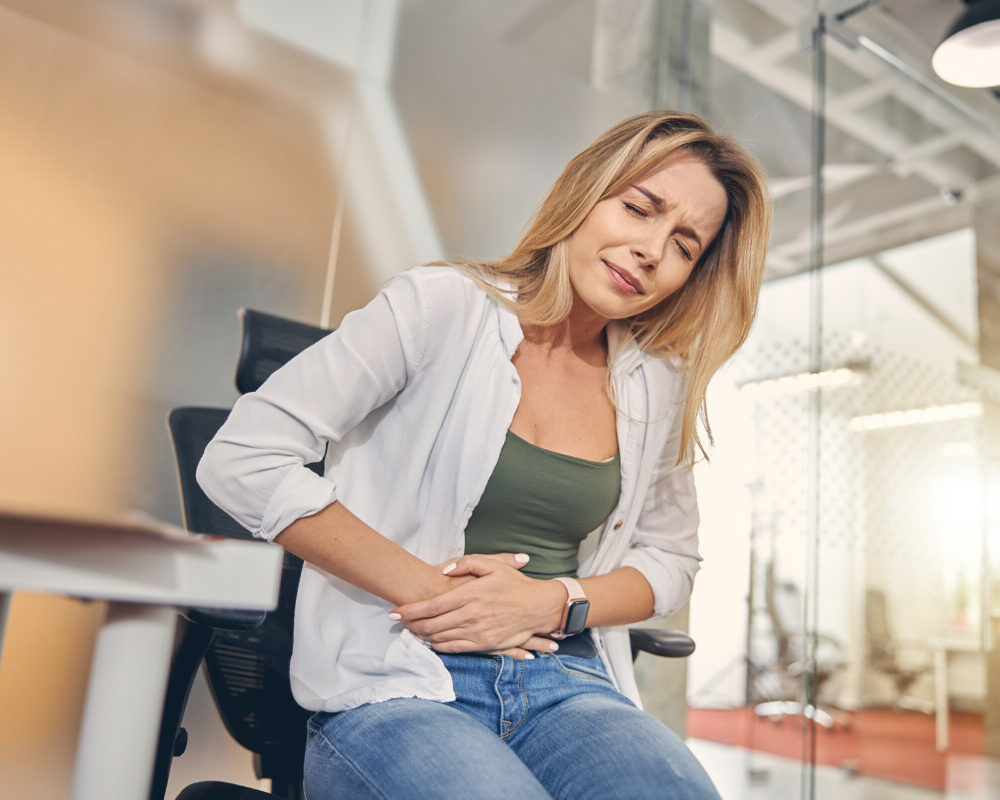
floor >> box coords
[689,739,1000,800]
[687,706,984,792]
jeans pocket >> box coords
[551,653,612,683]
[305,712,331,745]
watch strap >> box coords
[551,577,588,639]
[553,576,586,603]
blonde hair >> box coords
[448,111,771,463]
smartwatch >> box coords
[550,576,590,639]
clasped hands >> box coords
[389,554,565,660]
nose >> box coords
[631,226,668,272]
[631,243,653,271]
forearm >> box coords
[576,567,656,629]
[274,501,455,606]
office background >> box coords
[1,1,998,797]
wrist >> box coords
[541,579,569,633]
[415,562,456,602]
[548,577,591,638]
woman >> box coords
[197,110,770,799]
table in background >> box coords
[930,635,984,752]
[0,508,283,800]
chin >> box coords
[582,297,644,323]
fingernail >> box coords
[514,553,530,564]
[442,562,457,574]
[549,642,559,651]
[524,653,535,660]
[388,612,401,621]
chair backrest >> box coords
[167,405,310,797]
[169,407,255,541]
[763,560,801,663]
[235,309,331,395]
[865,587,895,666]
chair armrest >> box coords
[629,627,696,660]
[181,607,268,629]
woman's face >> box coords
[566,149,728,325]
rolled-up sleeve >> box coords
[196,270,427,541]
[619,397,702,619]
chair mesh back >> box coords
[167,405,309,788]
[206,551,309,786]
[167,310,331,791]
[235,309,330,395]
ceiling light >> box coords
[848,402,982,432]
[739,366,864,396]
[932,0,1000,88]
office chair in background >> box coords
[154,308,698,800]
[753,561,847,729]
[865,587,932,713]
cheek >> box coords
[566,231,592,273]
[651,265,695,303]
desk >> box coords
[0,508,283,800]
[930,636,983,752]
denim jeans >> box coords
[303,650,721,799]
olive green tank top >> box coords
[463,430,622,579]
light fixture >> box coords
[848,402,982,432]
[932,0,1000,88]
[738,363,867,396]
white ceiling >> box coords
[709,0,1000,279]
[476,0,1000,280]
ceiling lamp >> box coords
[932,0,1000,87]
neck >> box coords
[522,303,609,358]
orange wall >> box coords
[0,5,341,796]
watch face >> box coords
[564,599,590,636]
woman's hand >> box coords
[390,555,565,657]
[434,551,530,574]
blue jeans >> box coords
[303,651,721,799]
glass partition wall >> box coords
[1,2,998,798]
[691,2,999,798]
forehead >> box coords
[627,149,728,228]
[631,145,710,185]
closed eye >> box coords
[623,201,649,219]
[675,240,693,261]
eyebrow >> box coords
[631,184,704,251]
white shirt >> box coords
[197,265,701,711]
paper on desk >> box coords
[0,507,215,544]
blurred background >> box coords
[1,1,999,797]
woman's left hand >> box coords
[390,555,565,655]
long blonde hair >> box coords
[450,111,771,463]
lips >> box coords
[603,260,644,295]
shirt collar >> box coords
[491,278,524,358]
[607,322,644,376]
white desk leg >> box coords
[0,591,11,656]
[71,602,177,800]
[934,645,948,753]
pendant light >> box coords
[932,0,1000,87]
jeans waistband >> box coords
[550,629,596,658]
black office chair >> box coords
[155,308,696,800]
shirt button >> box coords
[613,520,624,530]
